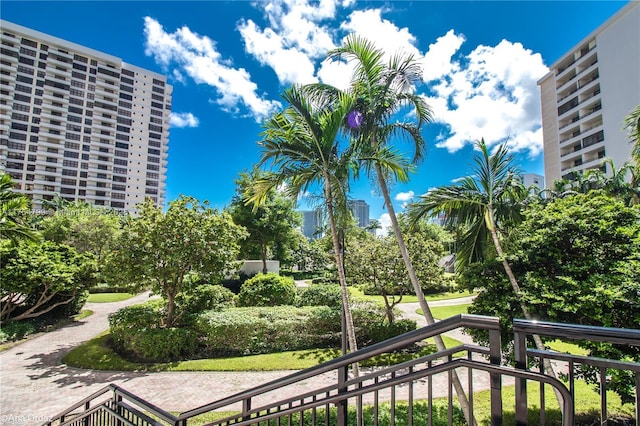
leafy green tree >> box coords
[347,221,447,323]
[288,231,329,273]
[624,103,640,168]
[40,202,123,283]
[247,84,362,365]
[460,191,640,401]
[1,241,96,322]
[228,170,302,273]
[106,196,246,326]
[0,173,39,245]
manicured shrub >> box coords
[297,283,342,308]
[175,284,235,314]
[124,327,199,362]
[237,273,297,307]
[0,320,38,343]
[196,306,338,356]
[360,319,417,346]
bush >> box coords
[108,301,199,361]
[360,319,417,346]
[123,327,199,362]
[0,320,38,344]
[175,284,235,314]
[237,273,297,307]
[197,306,339,356]
[297,284,342,308]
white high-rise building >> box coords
[522,173,545,191]
[348,199,370,229]
[0,20,171,212]
[537,2,639,188]
[301,209,323,240]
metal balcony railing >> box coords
[42,315,639,426]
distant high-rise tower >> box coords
[301,209,323,240]
[537,2,639,188]
[522,173,545,190]
[0,20,171,212]
[348,199,370,229]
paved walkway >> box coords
[0,293,478,426]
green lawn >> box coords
[351,287,475,304]
[418,303,471,319]
[86,293,137,303]
[63,332,463,372]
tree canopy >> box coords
[106,196,246,326]
[228,170,301,273]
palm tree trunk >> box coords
[324,175,360,377]
[375,163,476,425]
[487,212,564,413]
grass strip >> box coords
[63,333,462,371]
[350,287,475,305]
[86,293,137,303]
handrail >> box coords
[527,348,640,372]
[177,314,500,420]
[44,384,178,426]
[513,319,640,345]
[44,385,114,425]
[224,343,493,422]
[205,359,573,426]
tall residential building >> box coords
[522,173,545,191]
[301,209,323,240]
[300,199,371,239]
[0,20,171,212]
[348,199,370,229]
[537,2,639,188]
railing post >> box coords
[336,363,348,426]
[514,328,528,426]
[113,389,123,426]
[242,398,252,422]
[489,327,503,426]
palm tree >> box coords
[624,104,640,198]
[324,34,479,423]
[408,139,564,409]
[624,103,640,163]
[0,173,40,245]
[246,85,361,374]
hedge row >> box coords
[108,302,416,362]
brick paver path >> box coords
[0,293,481,426]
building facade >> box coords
[348,199,370,229]
[537,2,639,188]
[301,209,323,240]
[0,20,171,212]
[522,173,545,190]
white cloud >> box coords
[395,191,415,202]
[238,19,318,85]
[376,213,391,237]
[143,17,280,121]
[238,0,338,85]
[426,38,548,157]
[420,30,465,82]
[340,9,419,59]
[336,10,545,158]
[170,112,199,128]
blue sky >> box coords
[1,0,630,224]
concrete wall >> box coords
[240,260,280,276]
